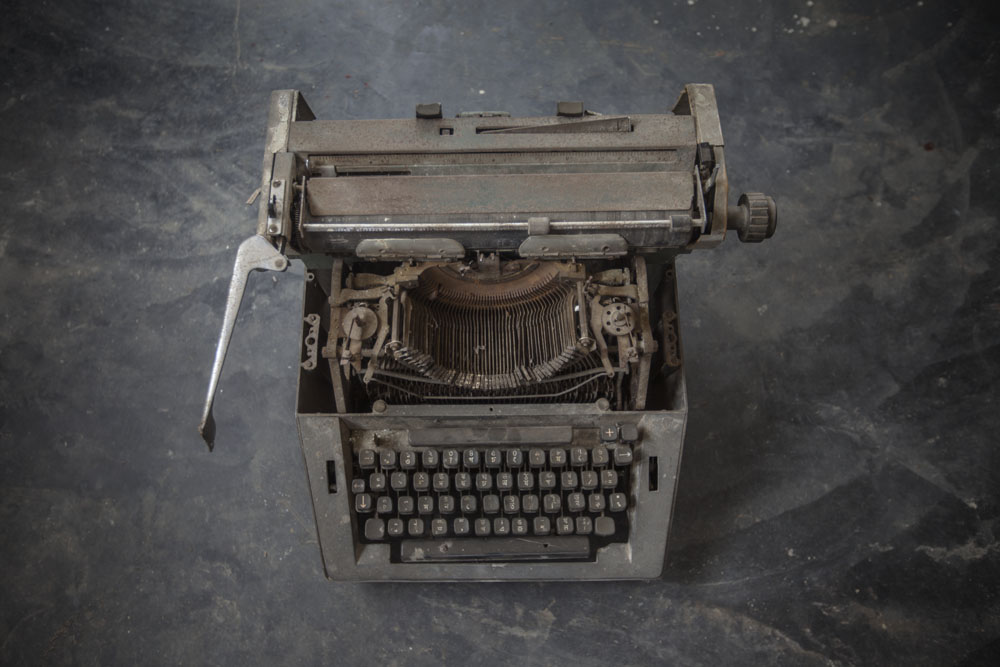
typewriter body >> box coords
[199,85,776,581]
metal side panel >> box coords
[295,403,687,582]
[256,90,313,236]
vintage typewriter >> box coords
[199,85,776,581]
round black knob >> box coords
[730,192,777,243]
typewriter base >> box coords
[294,253,686,581]
[297,399,686,581]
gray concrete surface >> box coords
[1,0,998,664]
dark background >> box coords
[2,0,998,664]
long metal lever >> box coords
[199,235,288,450]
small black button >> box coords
[463,449,480,468]
[594,516,615,537]
[416,102,442,119]
[591,447,609,467]
[379,450,396,469]
[485,449,503,468]
[355,493,373,513]
[358,450,377,468]
[364,518,385,540]
[399,451,418,469]
[421,450,439,469]
[613,446,633,467]
[609,493,628,512]
[557,101,584,117]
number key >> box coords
[506,449,524,468]
[528,448,546,468]
[591,447,609,467]
[463,449,480,468]
[421,450,439,469]
[485,449,503,468]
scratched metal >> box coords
[0,0,997,665]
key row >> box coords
[351,469,621,494]
[364,514,619,540]
[356,446,632,471]
[355,491,628,515]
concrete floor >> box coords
[2,0,998,664]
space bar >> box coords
[401,537,590,562]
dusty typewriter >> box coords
[199,85,776,581]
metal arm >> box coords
[199,235,288,450]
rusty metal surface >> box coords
[676,83,725,147]
[256,90,312,236]
[320,257,656,405]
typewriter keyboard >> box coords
[350,439,634,560]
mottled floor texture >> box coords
[2,0,998,664]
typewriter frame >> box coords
[199,85,775,581]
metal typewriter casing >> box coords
[200,85,776,581]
